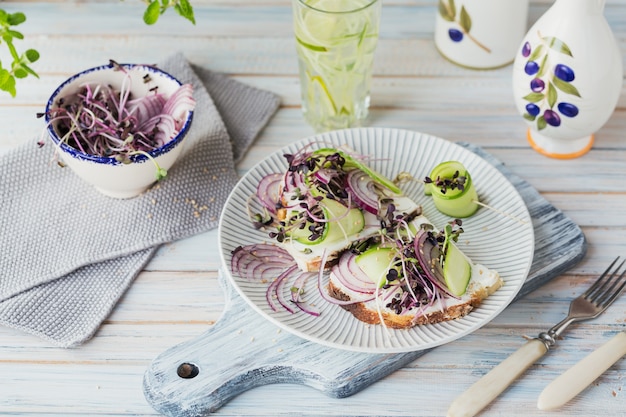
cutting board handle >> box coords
[143,272,424,416]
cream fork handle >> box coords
[447,339,548,417]
[537,331,626,410]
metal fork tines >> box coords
[537,256,626,349]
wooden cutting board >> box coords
[143,143,587,416]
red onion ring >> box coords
[162,83,195,125]
[414,231,457,298]
[231,244,294,280]
[266,264,299,314]
[127,94,166,124]
[231,243,322,316]
[331,252,376,294]
[291,271,321,316]
[319,250,376,305]
[346,169,379,215]
[313,168,337,185]
[256,173,282,214]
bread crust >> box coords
[298,250,340,272]
[327,275,502,328]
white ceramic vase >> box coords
[512,0,623,158]
[434,0,530,69]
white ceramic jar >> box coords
[512,0,622,158]
[434,0,530,69]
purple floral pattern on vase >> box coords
[520,36,581,130]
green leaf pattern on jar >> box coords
[438,0,491,53]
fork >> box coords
[447,256,626,417]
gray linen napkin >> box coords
[0,53,280,347]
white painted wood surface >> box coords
[0,1,625,416]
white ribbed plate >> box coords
[218,128,534,353]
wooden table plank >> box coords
[0,0,624,416]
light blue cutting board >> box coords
[143,144,587,416]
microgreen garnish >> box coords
[251,212,273,230]
[254,149,362,244]
[377,219,466,314]
[290,286,306,297]
[424,170,467,194]
[251,147,427,247]
[429,219,463,267]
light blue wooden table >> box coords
[0,1,624,416]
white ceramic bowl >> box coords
[45,62,194,199]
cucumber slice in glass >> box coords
[427,161,479,218]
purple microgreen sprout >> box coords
[439,219,463,267]
[424,170,467,194]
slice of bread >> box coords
[328,259,503,328]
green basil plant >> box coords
[0,0,195,97]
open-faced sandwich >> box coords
[244,145,502,328]
[270,146,419,272]
[327,220,502,328]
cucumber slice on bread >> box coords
[289,198,365,245]
[443,241,472,296]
